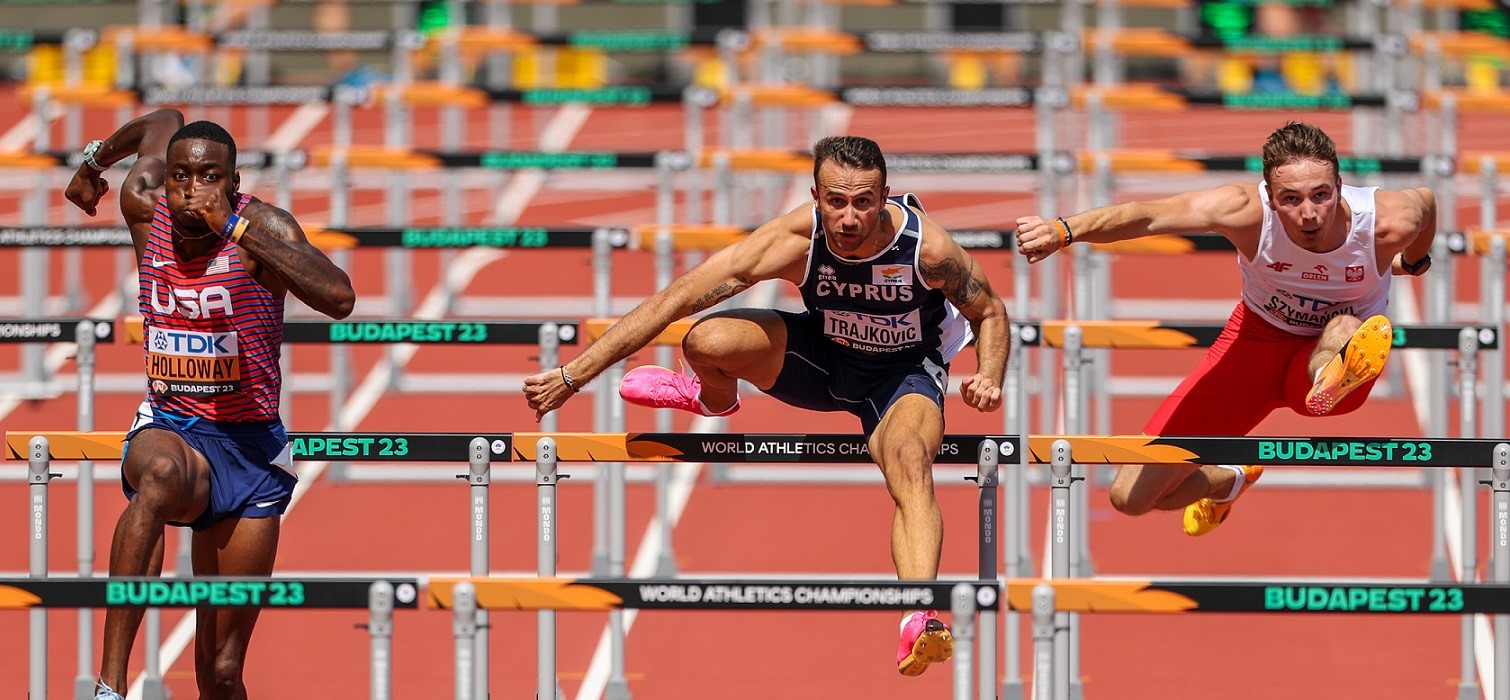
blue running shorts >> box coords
[765,311,949,435]
[123,402,296,531]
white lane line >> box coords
[236,103,329,192]
[126,104,590,698]
[0,101,64,151]
[491,103,592,224]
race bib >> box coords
[823,309,922,353]
[146,327,242,397]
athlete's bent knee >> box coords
[881,439,934,502]
[682,317,734,367]
[1107,483,1155,516]
[130,455,192,510]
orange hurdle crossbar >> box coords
[310,147,442,170]
[627,225,748,251]
[748,28,861,55]
[586,318,692,345]
[718,83,839,108]
[1071,85,1188,111]
[699,148,812,172]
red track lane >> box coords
[1,101,1505,697]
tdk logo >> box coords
[157,331,233,355]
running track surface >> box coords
[0,88,1505,697]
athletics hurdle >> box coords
[428,574,998,700]
[0,319,114,696]
[510,431,1007,699]
[0,570,418,700]
[1027,434,1510,700]
[9,430,506,699]
[1020,320,1498,601]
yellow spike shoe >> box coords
[1306,315,1392,416]
[1183,466,1264,537]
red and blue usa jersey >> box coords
[139,193,285,422]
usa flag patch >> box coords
[207,255,230,275]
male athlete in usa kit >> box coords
[67,111,354,699]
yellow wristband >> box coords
[229,217,250,245]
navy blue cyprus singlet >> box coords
[796,193,972,375]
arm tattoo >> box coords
[691,277,753,312]
[920,257,982,306]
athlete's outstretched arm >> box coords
[523,207,811,419]
[918,216,1009,412]
[1014,182,1260,263]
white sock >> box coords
[696,394,738,417]
[1212,465,1248,503]
[900,610,922,632]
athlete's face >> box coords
[165,139,238,234]
[1266,159,1342,253]
[812,161,888,257]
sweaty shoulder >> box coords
[913,208,960,262]
[1201,182,1263,232]
[725,203,816,283]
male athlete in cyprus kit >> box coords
[524,135,1009,676]
[1015,121,1435,536]
[66,111,355,699]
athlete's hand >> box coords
[523,366,576,422]
[65,168,109,217]
[960,374,1002,412]
[1392,251,1431,277]
[1014,215,1064,264]
[183,184,234,233]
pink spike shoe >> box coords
[618,365,739,416]
[896,610,953,676]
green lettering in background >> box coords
[1221,93,1352,109]
[478,152,619,170]
[1243,155,1381,173]
[569,32,688,52]
[0,31,34,51]
[401,228,550,248]
[524,87,653,107]
[1221,35,1342,52]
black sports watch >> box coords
[1401,252,1431,276]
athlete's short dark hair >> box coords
[812,135,886,186]
[1262,122,1338,183]
[167,120,237,169]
